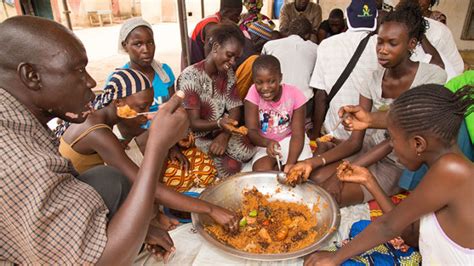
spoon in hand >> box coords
[275,154,287,184]
[118,111,157,119]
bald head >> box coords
[0,16,85,72]
[0,16,96,126]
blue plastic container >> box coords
[273,0,285,19]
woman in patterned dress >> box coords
[178,23,255,178]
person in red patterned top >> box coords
[0,16,191,264]
[189,0,242,65]
[179,23,255,178]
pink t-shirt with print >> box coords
[245,83,307,142]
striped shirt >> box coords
[0,88,108,264]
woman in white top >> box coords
[288,1,447,206]
[304,84,474,266]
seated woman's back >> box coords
[58,68,154,174]
[419,153,474,257]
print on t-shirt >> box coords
[260,108,291,135]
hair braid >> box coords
[390,84,474,144]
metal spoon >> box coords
[119,111,157,119]
[275,154,287,184]
[330,112,350,134]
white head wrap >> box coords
[118,17,171,83]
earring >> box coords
[417,152,421,157]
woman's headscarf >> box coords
[118,17,171,83]
[93,68,152,109]
[239,0,275,32]
[244,0,264,15]
[54,68,152,137]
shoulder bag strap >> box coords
[326,31,376,105]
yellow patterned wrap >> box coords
[163,147,217,192]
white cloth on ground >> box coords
[419,212,474,265]
[262,35,318,100]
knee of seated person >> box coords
[309,168,333,183]
[252,158,275,171]
[78,166,131,216]
[103,167,131,197]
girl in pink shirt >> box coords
[245,55,312,171]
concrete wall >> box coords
[432,0,472,50]
[55,0,138,27]
[0,3,17,22]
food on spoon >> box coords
[117,104,138,118]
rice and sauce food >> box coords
[205,187,320,254]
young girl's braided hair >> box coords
[383,0,428,42]
[389,84,474,145]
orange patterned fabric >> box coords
[369,192,410,221]
[163,147,217,192]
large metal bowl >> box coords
[191,171,340,261]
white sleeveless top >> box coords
[419,212,474,265]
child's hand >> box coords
[145,223,176,263]
[208,204,239,233]
[284,160,313,186]
[209,133,230,156]
[304,250,338,266]
[336,161,374,187]
[283,163,294,173]
[266,140,282,158]
[169,146,190,173]
[219,116,239,134]
[338,105,371,131]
